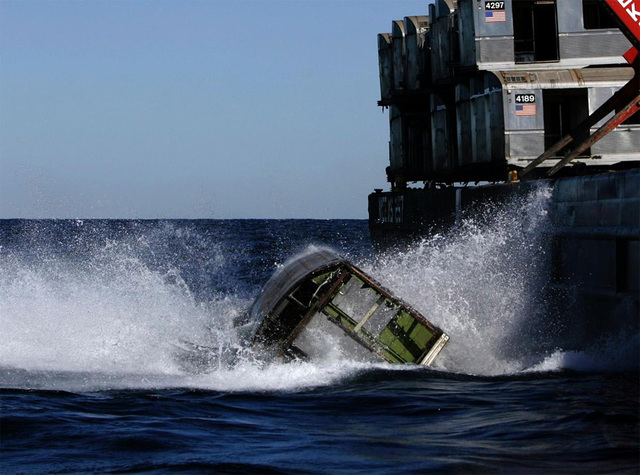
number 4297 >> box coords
[485,2,505,10]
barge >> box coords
[369,0,639,348]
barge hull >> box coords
[369,169,640,350]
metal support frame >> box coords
[520,0,640,179]
[548,91,640,176]
[519,60,639,178]
[519,78,640,178]
[520,78,639,178]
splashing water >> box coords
[0,194,636,392]
[0,220,382,392]
[365,184,638,375]
[1,244,231,376]
[360,185,554,375]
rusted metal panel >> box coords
[498,67,634,90]
[580,66,636,85]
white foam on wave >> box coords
[183,359,395,393]
[526,331,640,373]
[363,184,639,376]
[0,228,385,392]
[363,185,555,376]
[1,192,636,393]
[0,360,396,393]
[0,234,234,377]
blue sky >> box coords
[1,0,429,219]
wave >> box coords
[1,193,636,393]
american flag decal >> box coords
[516,104,537,116]
[485,11,506,22]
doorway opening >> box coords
[513,0,559,63]
[543,89,590,156]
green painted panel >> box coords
[396,311,415,331]
[324,305,339,318]
[409,324,433,349]
[323,304,357,330]
[380,348,404,363]
[379,328,414,362]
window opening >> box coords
[582,0,618,29]
[513,0,559,63]
[543,89,590,156]
[330,276,380,324]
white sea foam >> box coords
[0,229,377,391]
[355,186,552,376]
[0,232,241,379]
[1,190,636,392]
[526,331,640,373]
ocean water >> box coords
[1,190,639,473]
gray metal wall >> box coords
[431,97,450,172]
[368,170,640,351]
[459,0,632,68]
[428,2,453,82]
[377,33,392,103]
[499,71,640,166]
[389,105,403,173]
[392,20,405,91]
[376,0,638,181]
[456,83,473,167]
[557,0,631,64]
[405,16,430,91]
[549,170,640,348]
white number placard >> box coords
[515,94,536,103]
[485,1,505,10]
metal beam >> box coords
[547,91,640,176]
[520,77,639,178]
[604,0,640,48]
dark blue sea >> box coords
[1,204,639,472]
